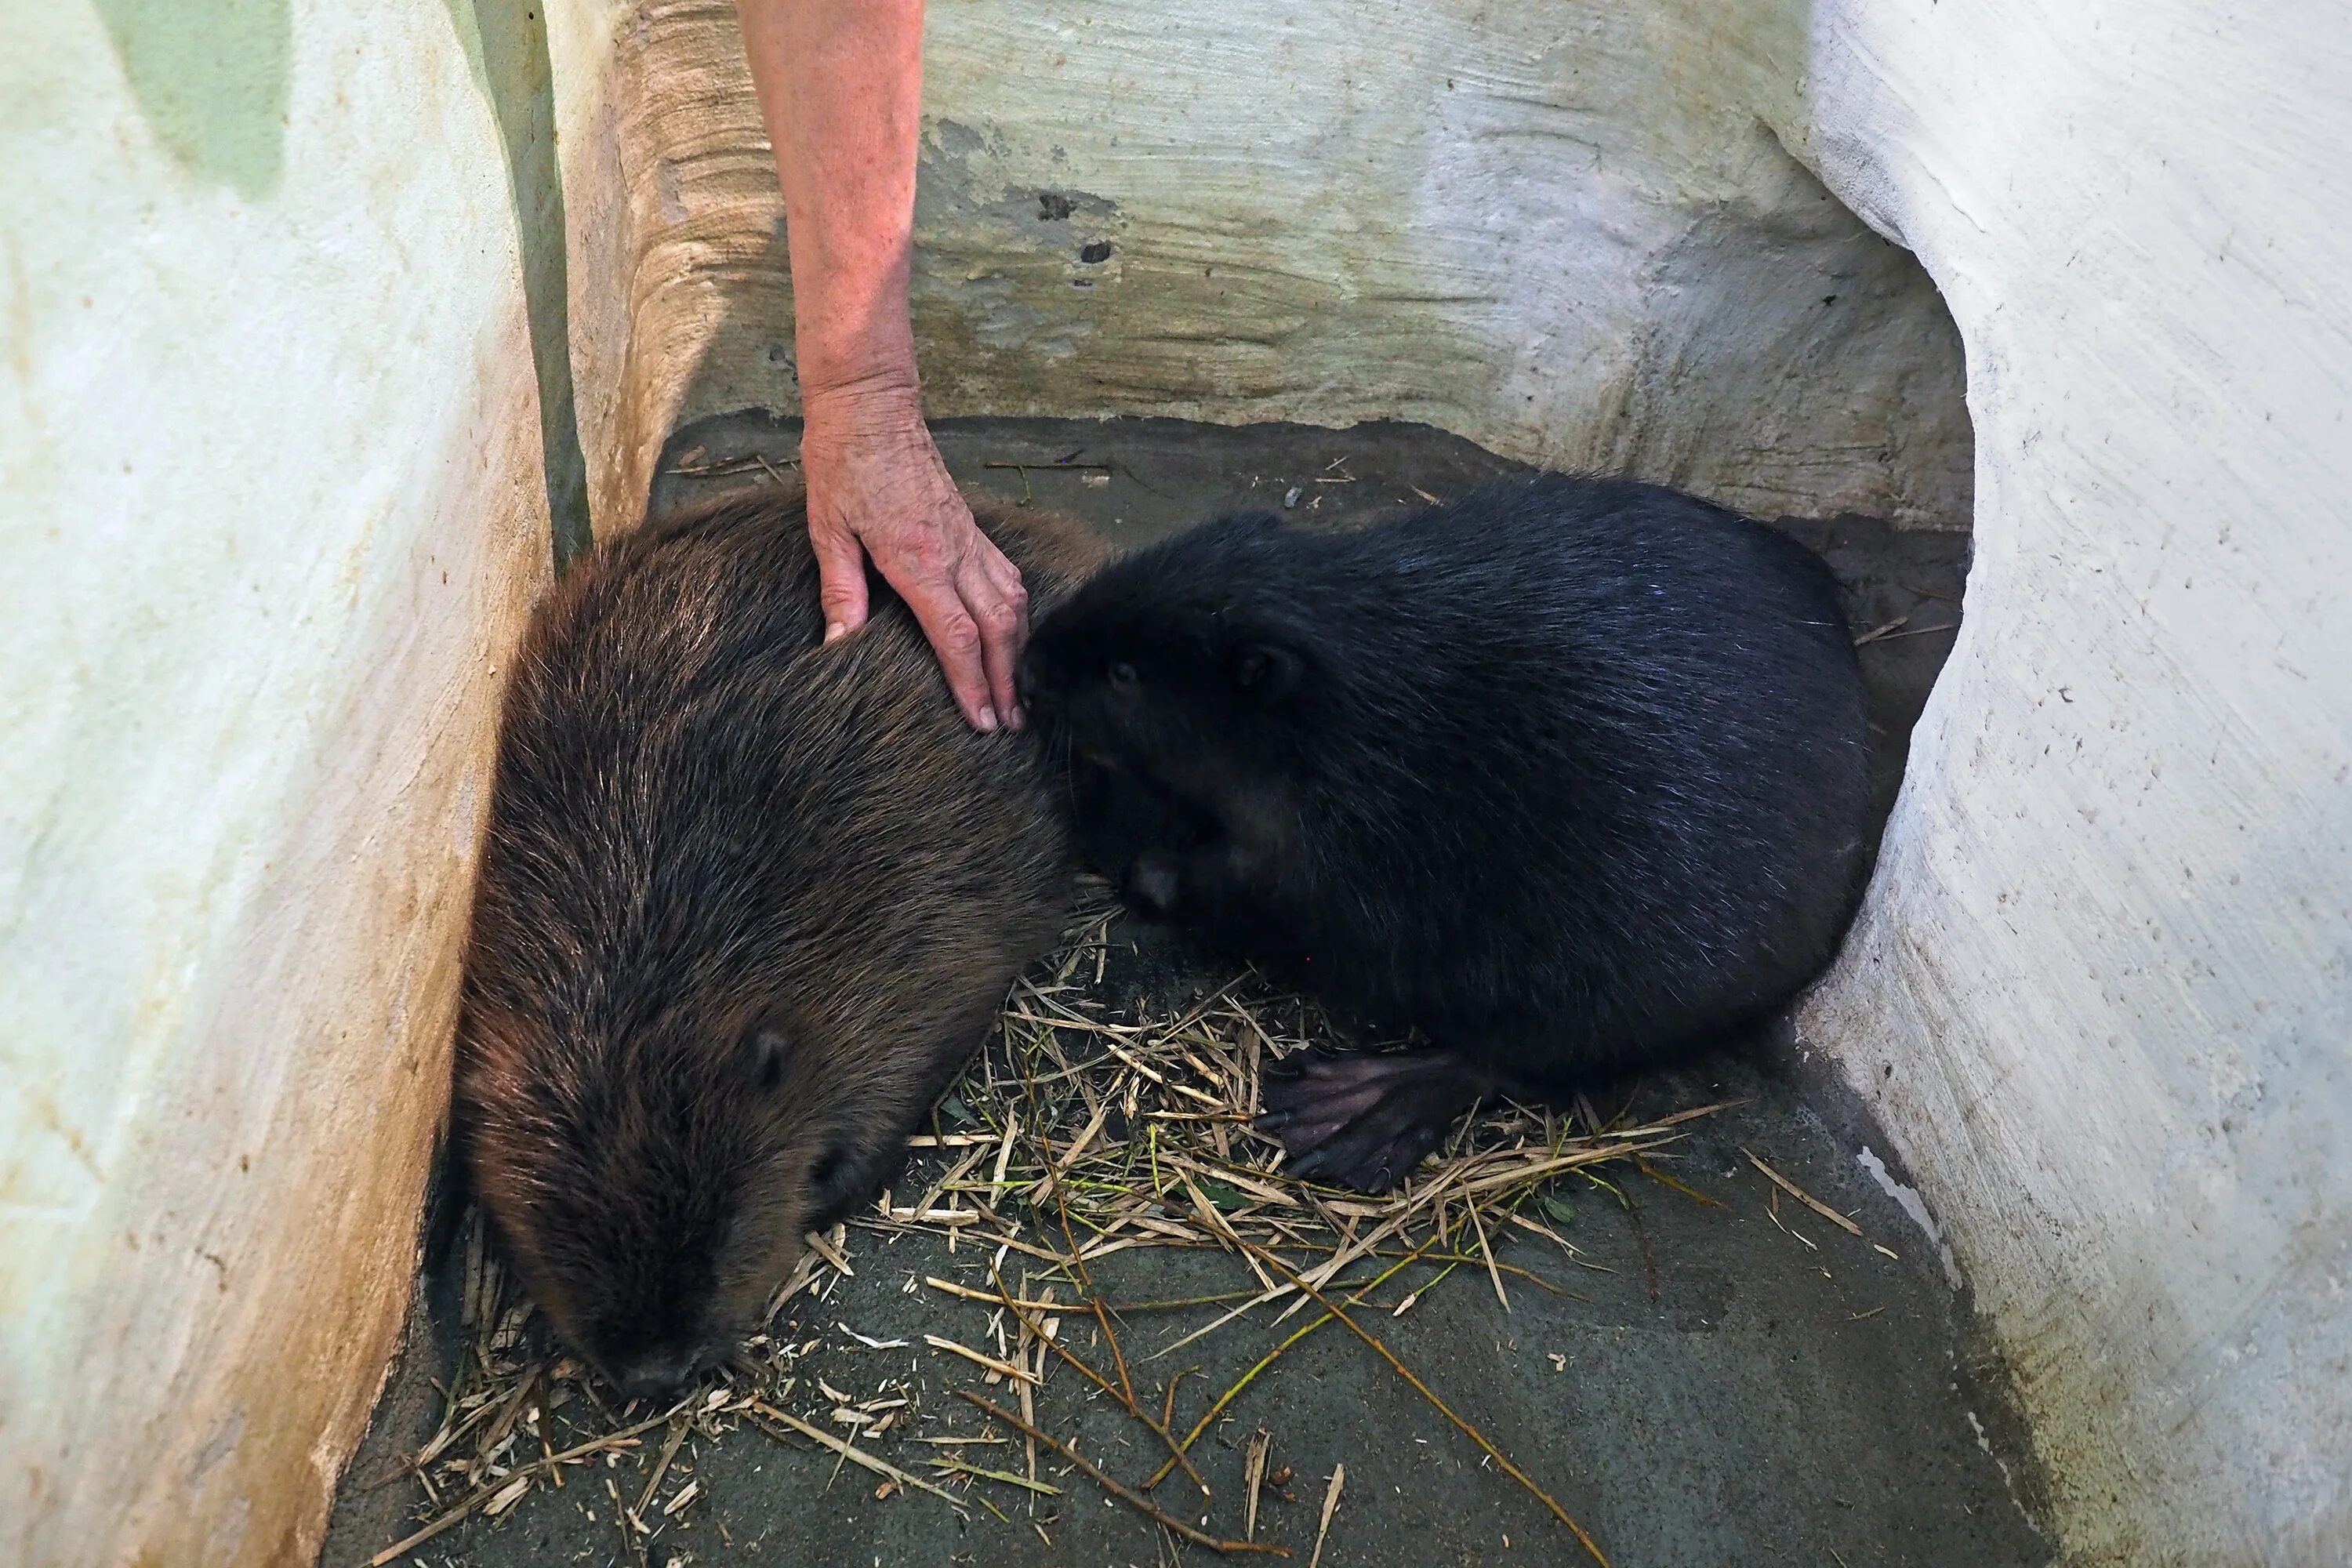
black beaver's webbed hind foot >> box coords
[1257,1049,1497,1193]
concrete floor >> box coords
[323,417,2042,1568]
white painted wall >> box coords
[1792,3,2352,1560]
[0,3,551,1563]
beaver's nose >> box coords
[610,1347,700,1405]
[1016,648,1058,719]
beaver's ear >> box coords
[1229,641,1303,702]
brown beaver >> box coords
[455,484,1106,1399]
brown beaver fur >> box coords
[455,484,1106,1399]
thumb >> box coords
[808,517,870,641]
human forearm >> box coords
[737,0,926,405]
[735,0,1030,733]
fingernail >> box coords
[1005,706,1026,732]
[976,706,1000,732]
[824,622,847,643]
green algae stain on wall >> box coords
[93,0,291,198]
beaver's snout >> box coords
[608,1345,707,1405]
[1014,644,1057,722]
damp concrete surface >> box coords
[322,416,2042,1568]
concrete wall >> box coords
[1791,3,2352,1561]
[5,0,2343,1563]
[556,0,1974,544]
[0,3,554,1563]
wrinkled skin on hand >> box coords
[800,388,1030,733]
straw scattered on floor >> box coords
[374,898,1722,1564]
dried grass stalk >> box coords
[372,903,1711,1565]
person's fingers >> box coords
[966,546,1029,729]
[808,512,870,641]
[893,571,996,731]
[800,409,1025,732]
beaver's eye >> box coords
[1108,660,1138,691]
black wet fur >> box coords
[1018,473,1874,1192]
[1065,755,1214,895]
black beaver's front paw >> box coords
[1122,848,1183,919]
[1254,1049,1494,1194]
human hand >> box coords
[800,387,1029,731]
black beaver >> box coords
[1018,473,1872,1192]
[456,485,1106,1399]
